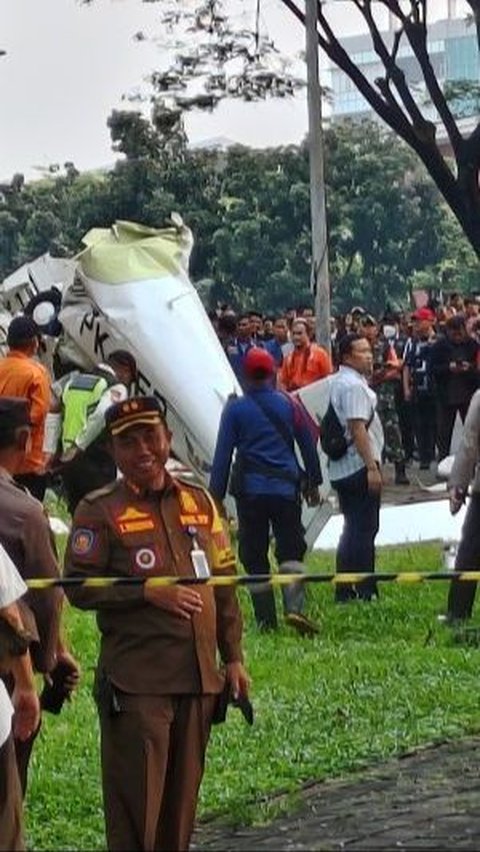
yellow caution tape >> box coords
[23,571,480,590]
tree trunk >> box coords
[412,143,480,259]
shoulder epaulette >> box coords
[173,474,208,495]
[83,480,119,504]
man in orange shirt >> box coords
[0,318,51,501]
[279,319,332,392]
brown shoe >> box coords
[285,612,320,637]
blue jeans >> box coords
[333,467,380,602]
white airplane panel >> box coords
[313,499,466,550]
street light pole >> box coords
[305,0,331,352]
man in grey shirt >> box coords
[444,388,480,621]
[328,333,384,602]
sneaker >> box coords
[285,612,320,637]
[437,613,465,625]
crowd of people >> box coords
[2,291,480,850]
[211,295,480,483]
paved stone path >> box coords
[194,738,480,850]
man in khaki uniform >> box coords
[0,397,79,794]
[65,396,249,852]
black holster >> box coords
[93,669,122,717]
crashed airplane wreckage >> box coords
[0,218,333,548]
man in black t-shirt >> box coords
[428,315,479,460]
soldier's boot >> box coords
[394,461,410,485]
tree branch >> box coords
[379,1,464,155]
[355,0,430,137]
[277,0,304,27]
[402,15,463,156]
[277,0,461,234]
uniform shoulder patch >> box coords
[71,527,96,555]
[174,478,212,526]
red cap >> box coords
[412,307,435,321]
[243,347,276,379]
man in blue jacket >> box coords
[210,348,322,635]
[224,314,264,388]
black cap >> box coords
[0,398,32,431]
[7,316,40,348]
[107,349,138,380]
[105,396,166,437]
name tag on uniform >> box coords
[191,548,210,579]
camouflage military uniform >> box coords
[371,338,405,464]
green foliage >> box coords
[26,542,480,850]
[0,113,477,311]
[443,80,480,119]
[410,212,480,296]
[325,121,448,312]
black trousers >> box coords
[447,493,480,621]
[333,467,380,602]
[412,395,436,466]
[436,401,470,461]
[236,494,307,629]
[394,387,415,460]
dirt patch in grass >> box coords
[195,737,480,850]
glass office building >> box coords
[329,17,479,125]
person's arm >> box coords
[0,551,40,740]
[205,495,249,698]
[278,354,290,391]
[21,503,81,690]
[402,340,412,396]
[344,384,381,493]
[10,643,40,742]
[403,363,412,400]
[75,384,127,452]
[21,504,63,674]
[448,391,480,513]
[465,340,480,372]
[312,348,333,380]
[209,402,238,503]
[292,401,322,495]
[349,420,382,494]
[29,368,51,426]
[428,339,451,378]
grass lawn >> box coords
[25,542,480,850]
